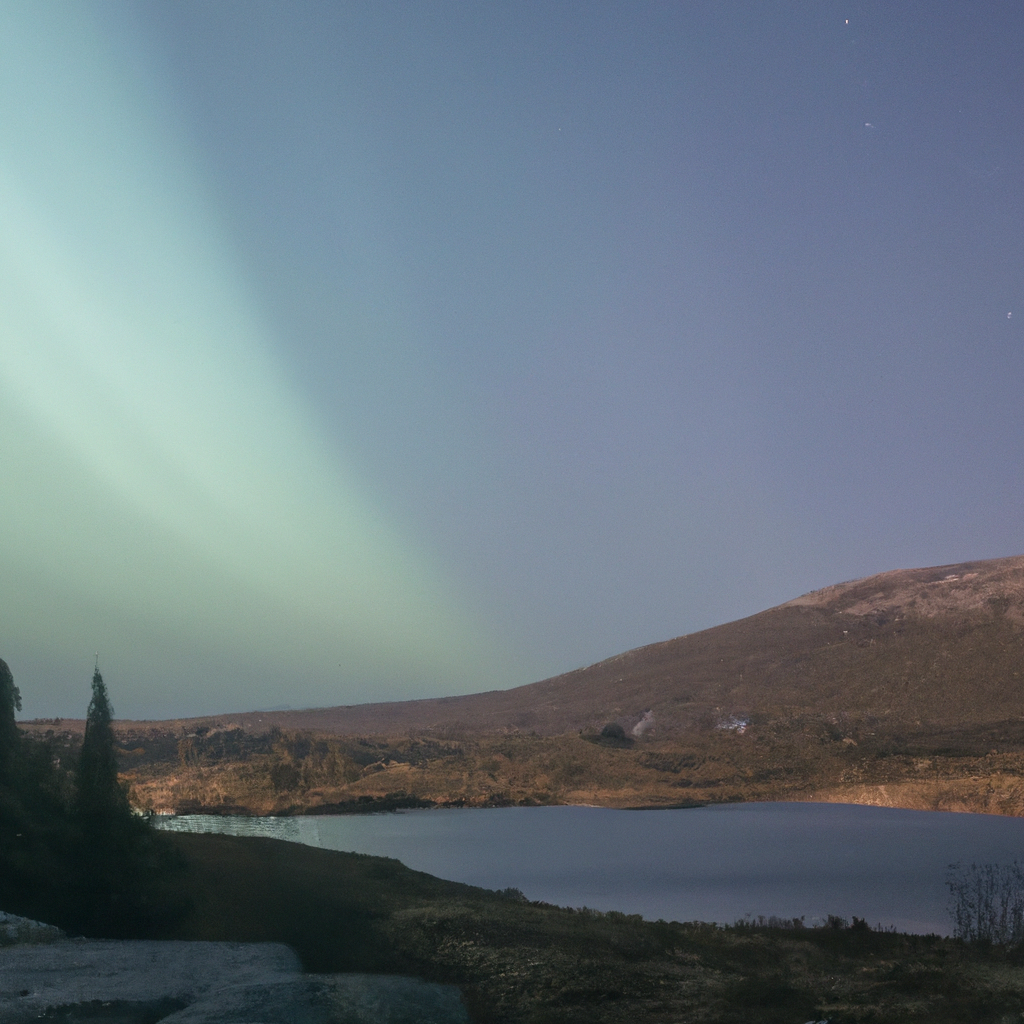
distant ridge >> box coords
[76,554,1024,740]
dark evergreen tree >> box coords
[0,657,23,877]
[1,659,187,934]
[75,664,128,825]
[68,663,189,936]
[71,663,135,931]
[0,656,21,788]
[0,659,70,924]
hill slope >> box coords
[156,554,1024,738]
[24,555,1024,816]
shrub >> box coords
[496,886,528,902]
[948,861,1024,945]
[588,722,633,748]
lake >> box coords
[155,802,1024,935]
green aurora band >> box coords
[0,4,504,718]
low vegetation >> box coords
[38,712,1024,818]
[948,861,1024,946]
[158,830,1024,1023]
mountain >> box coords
[166,553,1024,738]
[22,555,1024,816]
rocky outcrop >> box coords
[0,912,63,946]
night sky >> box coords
[2,2,1021,719]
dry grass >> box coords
[89,716,1024,818]
[158,830,1024,1023]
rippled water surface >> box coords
[156,802,1024,934]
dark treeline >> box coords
[0,658,186,936]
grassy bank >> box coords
[159,831,1024,1023]
[68,717,1024,817]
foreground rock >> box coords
[0,937,468,1024]
[0,912,63,946]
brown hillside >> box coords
[51,553,1024,740]
[187,553,1024,736]
[22,555,1024,817]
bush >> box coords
[948,861,1024,945]
[496,886,528,903]
[586,722,633,748]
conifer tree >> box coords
[71,662,147,934]
[76,662,128,824]
[73,663,188,932]
[1,658,69,924]
[1,659,185,933]
[0,657,21,789]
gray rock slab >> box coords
[0,941,469,1024]
[161,974,470,1023]
[0,940,299,1019]
[0,912,64,946]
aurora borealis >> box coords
[0,3,500,716]
[2,2,1022,718]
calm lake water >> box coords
[155,802,1024,935]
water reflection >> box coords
[158,813,322,847]
[156,802,1024,934]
